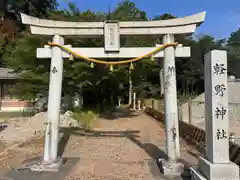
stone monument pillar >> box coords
[118,97,121,107]
[133,93,136,110]
[152,99,155,109]
[160,69,164,96]
[191,50,239,180]
[137,100,141,110]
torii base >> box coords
[157,158,184,176]
[30,157,63,172]
[4,157,79,180]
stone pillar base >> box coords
[157,158,184,176]
[190,157,239,180]
[30,157,63,172]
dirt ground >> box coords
[0,111,199,180]
[0,137,45,176]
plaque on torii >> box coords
[104,20,120,52]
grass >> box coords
[119,104,130,108]
[71,110,98,130]
[143,98,164,110]
[0,111,35,122]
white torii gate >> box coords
[21,12,206,174]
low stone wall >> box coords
[145,107,240,166]
[0,99,34,112]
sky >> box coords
[57,0,240,40]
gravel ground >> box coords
[62,112,198,180]
[0,111,78,147]
[0,114,46,146]
[0,137,45,176]
[0,110,198,180]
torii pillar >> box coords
[157,34,182,173]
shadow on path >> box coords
[128,136,168,160]
[99,107,138,120]
[57,127,193,179]
[58,107,140,155]
[187,150,199,159]
[128,136,168,177]
[62,127,140,138]
[57,126,193,179]
[58,128,72,157]
[57,127,141,157]
[128,136,193,179]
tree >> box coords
[153,13,176,20]
[0,0,58,68]
[227,29,240,77]
[228,29,240,46]
[111,0,154,105]
[7,0,57,19]
[2,32,50,100]
[175,35,225,94]
[2,0,239,111]
[111,0,147,21]
[0,0,7,18]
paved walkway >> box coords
[1,110,199,180]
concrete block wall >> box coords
[181,80,240,128]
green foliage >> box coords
[228,29,240,46]
[7,0,57,18]
[153,13,176,20]
[0,0,240,112]
[0,111,34,119]
[111,0,147,21]
[71,110,98,129]
[227,29,240,77]
[2,32,50,100]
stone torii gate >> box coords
[21,12,206,174]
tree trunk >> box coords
[128,72,132,105]
[0,0,7,18]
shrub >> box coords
[71,110,98,129]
